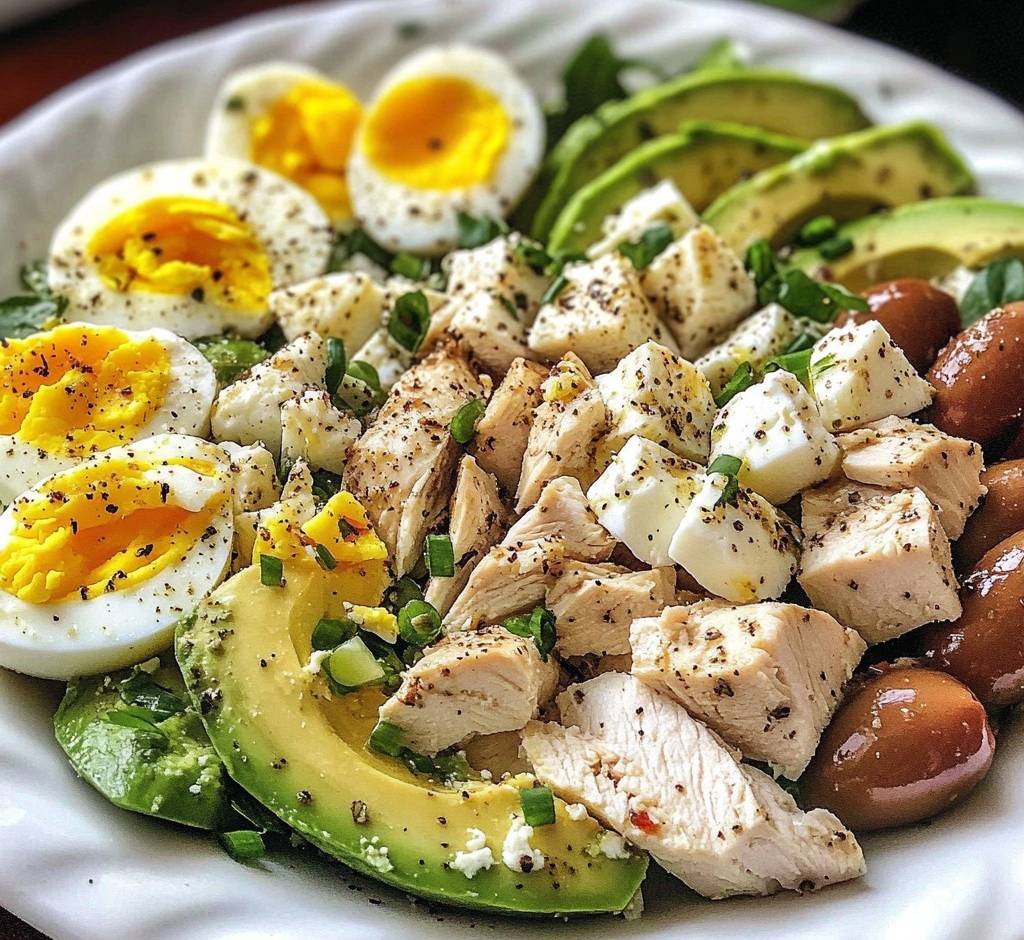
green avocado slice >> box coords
[54,655,233,829]
[791,197,1024,291]
[703,121,976,253]
[547,121,806,256]
[176,565,647,914]
[530,69,870,239]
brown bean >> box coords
[927,301,1024,445]
[956,459,1024,570]
[836,278,960,372]
[802,667,994,831]
[918,530,1024,705]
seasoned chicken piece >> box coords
[630,601,865,779]
[836,415,985,539]
[522,673,864,898]
[378,625,558,755]
[469,356,548,495]
[516,354,609,512]
[799,487,961,644]
[445,476,615,631]
[445,290,531,376]
[547,562,677,657]
[424,456,511,616]
[800,477,892,535]
[344,346,483,575]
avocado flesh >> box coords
[792,197,1024,291]
[177,565,647,914]
[547,121,807,256]
[531,69,870,239]
[703,121,975,253]
[54,656,232,829]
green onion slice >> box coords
[520,786,556,827]
[423,534,455,578]
[398,599,443,647]
[368,720,405,757]
[325,337,347,394]
[325,636,386,691]
[502,607,556,659]
[450,399,486,444]
[259,555,284,587]
[218,829,266,863]
[311,617,354,651]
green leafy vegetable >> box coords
[707,453,742,508]
[388,290,431,352]
[744,238,780,289]
[449,399,486,444]
[960,258,1024,326]
[324,337,347,394]
[346,359,381,391]
[423,534,455,578]
[545,35,631,142]
[502,607,557,660]
[764,349,836,389]
[327,228,393,272]
[193,336,269,385]
[118,671,186,721]
[520,785,556,827]
[618,223,674,270]
[0,294,67,340]
[782,330,818,355]
[106,708,167,740]
[390,251,431,281]
[397,599,443,648]
[218,829,265,863]
[456,212,507,249]
[762,269,868,323]
[714,361,755,407]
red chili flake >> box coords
[629,809,659,834]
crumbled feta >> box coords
[565,802,589,822]
[597,831,631,860]
[280,390,361,476]
[450,827,496,879]
[269,271,388,350]
[359,836,394,874]
[501,814,546,874]
[302,649,331,676]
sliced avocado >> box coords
[531,69,870,239]
[177,565,647,914]
[54,655,232,829]
[547,121,806,256]
[703,121,975,253]
[792,197,1024,290]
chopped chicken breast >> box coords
[378,625,558,755]
[836,415,985,539]
[798,486,961,643]
[344,345,484,575]
[547,562,677,657]
[630,601,865,778]
[425,455,511,616]
[800,477,893,536]
[445,290,531,377]
[522,673,865,898]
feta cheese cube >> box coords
[642,224,756,360]
[351,327,413,392]
[836,415,985,539]
[445,233,550,320]
[709,370,840,505]
[810,321,933,432]
[270,272,387,350]
[587,435,703,568]
[220,441,280,515]
[280,389,361,475]
[587,180,699,258]
[447,290,530,376]
[529,254,671,374]
[596,340,716,463]
[798,487,961,644]
[668,473,799,602]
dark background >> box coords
[0,0,1020,937]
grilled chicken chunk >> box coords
[378,625,558,755]
[835,415,985,540]
[522,673,864,898]
[469,356,548,496]
[344,346,484,575]
[445,477,615,631]
[630,601,865,779]
[799,486,961,644]
[516,353,609,512]
[424,455,511,616]
[800,477,893,535]
[547,562,677,657]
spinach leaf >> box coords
[960,258,1024,326]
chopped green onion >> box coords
[388,290,431,352]
[502,607,557,659]
[817,235,854,261]
[314,543,337,571]
[386,576,423,612]
[714,362,755,408]
[346,359,381,392]
[218,829,265,863]
[260,555,284,587]
[513,240,552,273]
[311,617,354,651]
[368,720,405,756]
[398,599,443,647]
[540,273,569,306]
[618,222,673,270]
[390,251,430,280]
[456,212,507,249]
[450,399,486,444]
[744,239,779,288]
[797,215,838,246]
[423,534,455,578]
[325,337,347,394]
[118,672,186,721]
[325,636,386,691]
[707,454,742,508]
[520,786,556,827]
[338,517,358,540]
[782,331,817,355]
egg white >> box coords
[48,157,333,339]
[0,435,234,679]
[348,44,544,254]
[0,324,218,506]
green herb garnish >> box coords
[259,555,284,587]
[707,453,742,508]
[618,222,674,270]
[817,235,854,261]
[540,273,569,306]
[502,607,557,659]
[960,258,1024,326]
[311,617,355,651]
[193,336,268,386]
[390,251,430,281]
[218,829,265,863]
[397,599,443,648]
[324,337,347,394]
[118,671,186,721]
[456,212,507,249]
[368,720,405,757]
[388,290,431,352]
[797,214,838,246]
[314,543,337,571]
[714,361,755,408]
[0,294,67,340]
[449,399,486,444]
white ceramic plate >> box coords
[2,2,1023,938]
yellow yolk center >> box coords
[361,75,510,190]
[87,196,272,311]
[0,324,171,458]
[0,457,224,604]
[250,79,362,222]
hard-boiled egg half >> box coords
[0,435,234,679]
[48,157,332,339]
[204,62,363,226]
[348,44,544,254]
[0,322,217,505]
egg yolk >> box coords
[360,75,510,190]
[0,324,170,458]
[87,196,272,311]
[0,456,224,604]
[250,80,362,222]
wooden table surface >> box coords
[0,0,1019,937]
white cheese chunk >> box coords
[269,271,387,350]
[451,827,496,879]
[447,289,530,376]
[501,814,546,873]
[444,233,550,321]
[588,180,699,258]
[280,389,361,475]
[220,441,281,515]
